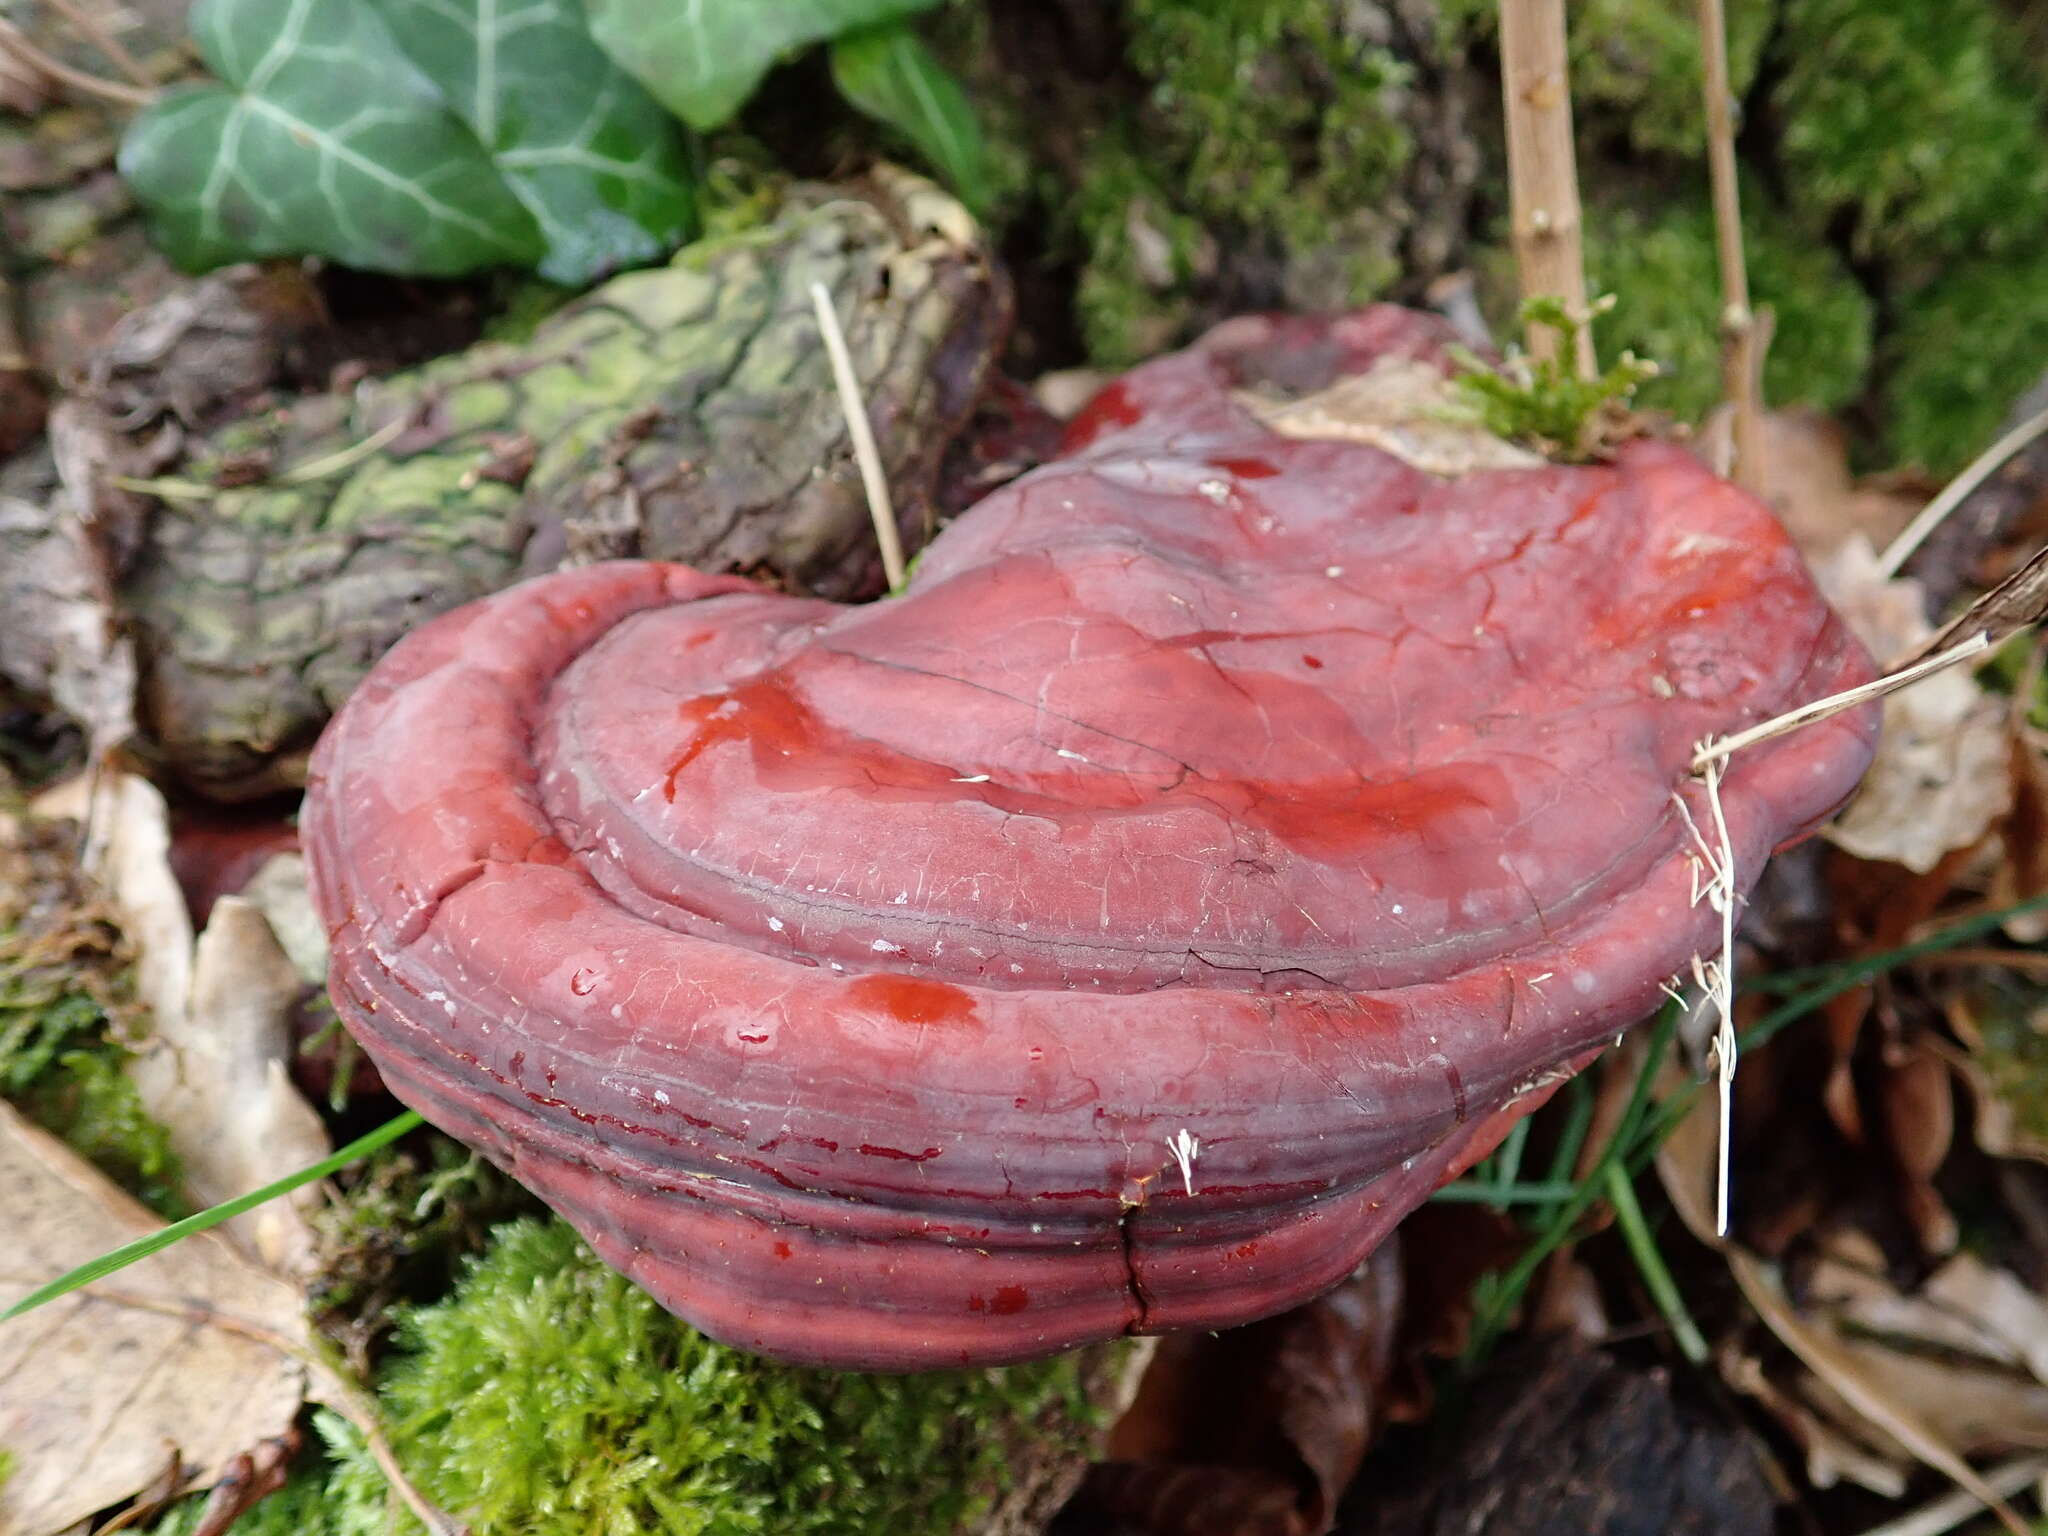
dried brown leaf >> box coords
[1814,539,2011,872]
[1240,358,1542,477]
[1658,1065,2033,1533]
[1879,1041,1959,1256]
[1831,1336,2048,1454]
[1081,1247,1402,1536]
[1722,1348,1910,1495]
[0,1103,308,1536]
[32,776,328,1271]
[1731,1257,2029,1532]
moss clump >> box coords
[167,1217,1107,1536]
[1073,0,1417,363]
[1454,297,1656,460]
[309,1131,541,1347]
[145,1218,1121,1534]
[1445,0,1772,157]
[1578,189,1874,424]
[1771,0,2048,272]
[1884,251,2048,475]
[0,814,182,1216]
[1073,138,1218,364]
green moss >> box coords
[479,276,579,346]
[1454,297,1656,460]
[1578,189,1874,424]
[1957,990,2048,1151]
[1072,137,1211,364]
[7,1037,184,1217]
[0,826,183,1217]
[1123,0,1413,243]
[1582,0,1771,156]
[308,1131,539,1333]
[1772,0,2048,271]
[141,1217,1117,1535]
[310,1218,1108,1536]
[1447,0,1772,157]
[1073,0,1416,363]
[1884,250,2048,475]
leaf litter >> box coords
[34,773,328,1275]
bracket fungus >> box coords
[305,306,1879,1370]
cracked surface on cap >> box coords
[304,306,1879,1369]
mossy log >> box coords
[0,172,1006,797]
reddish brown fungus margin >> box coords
[303,307,1877,1370]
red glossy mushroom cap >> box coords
[304,307,1878,1370]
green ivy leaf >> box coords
[367,0,695,284]
[586,0,938,131]
[830,21,988,212]
[118,0,546,276]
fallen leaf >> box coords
[33,775,328,1271]
[1722,1348,1909,1496]
[1878,1037,1959,1256]
[1659,1064,2034,1533]
[1814,538,2011,873]
[1239,357,1543,477]
[240,854,328,987]
[1826,1250,2048,1387]
[1731,1256,2030,1532]
[1990,730,2048,943]
[1832,1335,2048,1453]
[0,1102,308,1536]
[1077,1246,1402,1535]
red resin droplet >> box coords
[845,973,976,1027]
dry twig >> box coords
[1497,0,1594,379]
[1692,632,1994,771]
[809,281,906,591]
[40,0,154,88]
[1697,0,1768,495]
[1879,404,2048,580]
[0,14,151,105]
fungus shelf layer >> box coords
[305,306,1878,1370]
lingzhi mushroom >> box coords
[304,306,1878,1370]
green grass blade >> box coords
[1604,1160,1708,1363]
[1542,1073,1596,1184]
[1741,892,2048,995]
[1463,1003,1678,1364]
[3,1109,424,1321]
[1489,1116,1532,1205]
